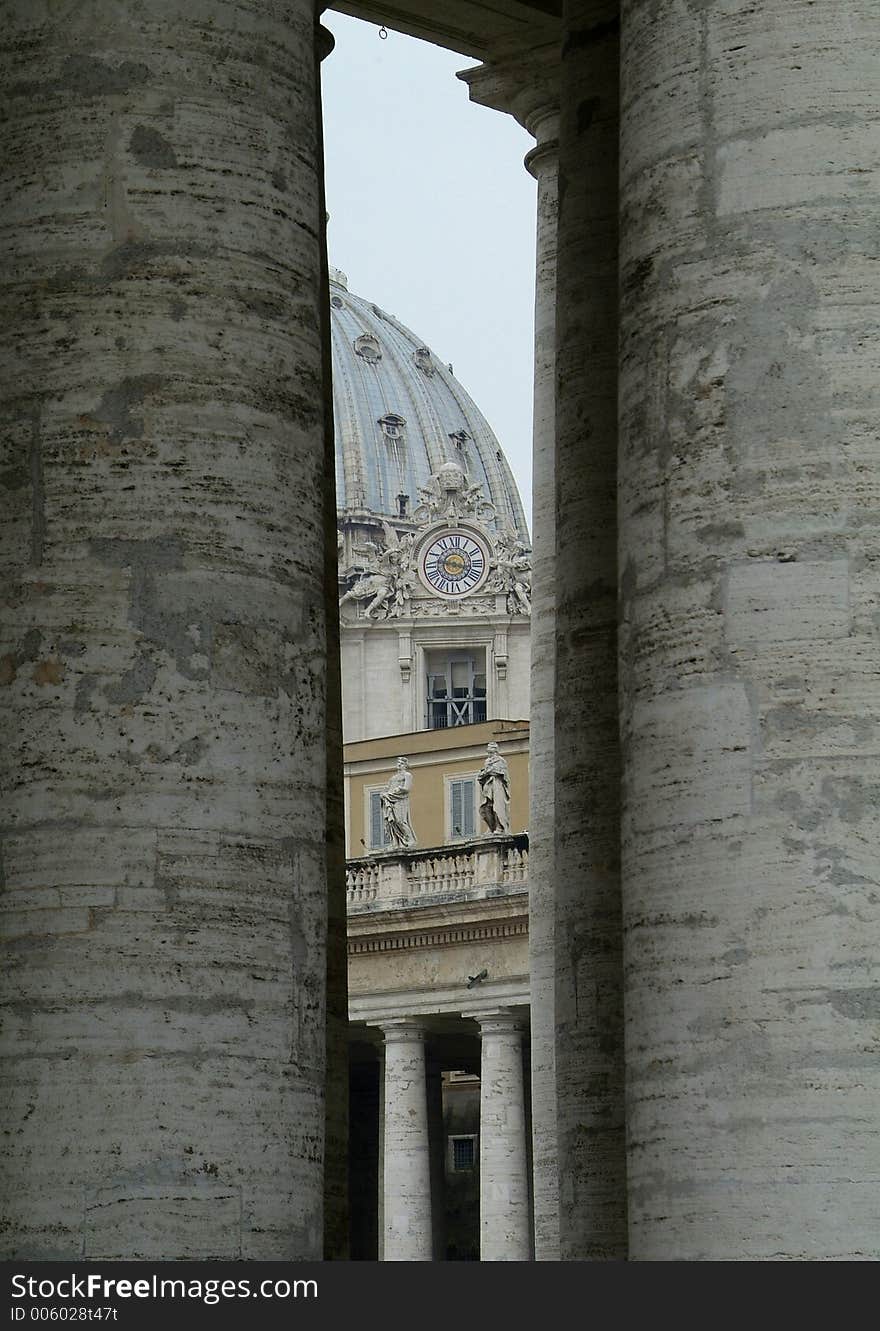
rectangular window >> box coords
[451,1136,477,1171]
[368,789,392,850]
[449,777,476,840]
[425,649,487,729]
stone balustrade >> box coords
[346,834,528,911]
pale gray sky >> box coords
[321,10,537,526]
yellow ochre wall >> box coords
[345,720,529,857]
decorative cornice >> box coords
[348,917,528,957]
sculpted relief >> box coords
[338,464,531,620]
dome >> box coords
[329,268,529,540]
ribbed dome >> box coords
[330,268,529,540]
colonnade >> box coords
[375,1011,531,1262]
[4,0,880,1263]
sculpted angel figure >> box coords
[380,757,417,848]
[338,523,415,619]
[338,559,396,619]
[489,530,532,615]
[380,521,417,610]
[478,742,511,834]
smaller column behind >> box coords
[380,1019,432,1261]
[477,1011,532,1261]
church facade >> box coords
[3,0,880,1264]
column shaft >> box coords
[525,135,562,1262]
[620,0,880,1258]
[479,1014,531,1261]
[381,1021,432,1261]
[554,0,627,1260]
[459,42,562,1265]
[0,1,330,1259]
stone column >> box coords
[315,21,349,1263]
[553,0,627,1260]
[0,2,332,1259]
[427,1056,447,1261]
[380,1019,432,1261]
[459,42,561,1263]
[619,0,880,1259]
[477,1011,531,1261]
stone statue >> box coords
[338,521,416,619]
[380,756,417,848]
[489,529,532,616]
[478,742,510,834]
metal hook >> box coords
[379,25,388,39]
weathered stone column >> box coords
[619,0,880,1259]
[427,1056,447,1261]
[460,42,561,1262]
[380,1019,432,1261]
[554,0,627,1260]
[0,2,332,1259]
[477,1011,531,1261]
[315,21,349,1263]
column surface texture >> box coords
[458,46,561,1257]
[525,123,562,1264]
[619,0,880,1260]
[554,0,627,1260]
[1,0,330,1259]
[478,1012,531,1261]
[381,1020,432,1261]
[315,23,349,1262]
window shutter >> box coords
[450,779,475,839]
[370,791,384,848]
[451,781,463,837]
[462,778,475,837]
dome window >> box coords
[330,295,344,309]
[449,430,471,450]
[379,413,406,441]
[414,347,435,375]
[354,333,382,363]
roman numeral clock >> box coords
[417,529,490,599]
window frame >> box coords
[444,772,479,841]
[364,784,392,851]
[424,649,488,731]
[447,1134,478,1172]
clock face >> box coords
[419,530,490,598]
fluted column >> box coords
[0,0,332,1260]
[620,0,880,1259]
[459,41,561,1262]
[477,1011,531,1261]
[380,1019,432,1261]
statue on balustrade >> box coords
[478,742,510,834]
[380,756,417,848]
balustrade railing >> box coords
[345,835,528,909]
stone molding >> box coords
[377,1016,428,1042]
[474,1009,525,1037]
[348,916,528,957]
[457,40,560,153]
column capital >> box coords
[457,41,560,159]
[378,1016,428,1044]
[472,1008,525,1038]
